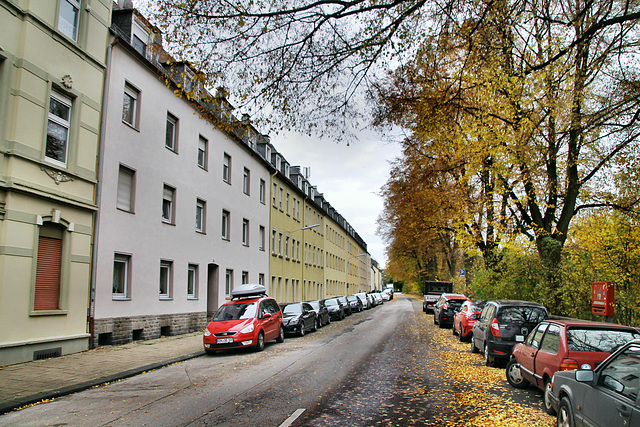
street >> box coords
[1,295,554,426]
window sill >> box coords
[112,297,132,301]
[116,207,135,214]
[159,297,173,301]
[187,297,199,301]
[122,120,139,131]
[196,230,206,235]
[162,219,175,225]
[30,309,68,316]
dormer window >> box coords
[132,22,150,58]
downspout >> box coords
[89,36,116,348]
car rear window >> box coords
[497,306,547,324]
[283,304,302,315]
[308,301,320,310]
[325,298,339,306]
[567,328,640,353]
[213,302,257,321]
[448,299,467,308]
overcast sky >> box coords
[272,131,402,268]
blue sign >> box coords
[460,269,466,278]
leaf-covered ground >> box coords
[297,295,554,426]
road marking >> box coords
[279,408,305,427]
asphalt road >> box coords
[0,294,554,426]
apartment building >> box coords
[0,0,111,365]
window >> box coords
[279,187,283,210]
[117,165,135,212]
[131,22,149,57]
[259,226,265,251]
[198,136,208,169]
[187,264,198,299]
[271,228,277,254]
[225,269,233,296]
[539,324,560,353]
[165,113,178,151]
[272,182,277,206]
[259,179,266,204]
[285,236,290,258]
[58,0,80,41]
[243,168,250,195]
[162,185,175,224]
[258,273,264,286]
[278,232,283,255]
[598,345,640,401]
[122,84,139,127]
[196,199,206,233]
[34,223,64,310]
[242,218,249,246]
[222,210,230,240]
[46,91,72,167]
[113,254,131,299]
[242,271,249,284]
[286,193,290,215]
[159,260,173,299]
[223,153,231,183]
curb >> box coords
[0,350,205,416]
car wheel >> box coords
[299,324,306,336]
[423,304,426,312]
[438,315,446,328]
[204,348,216,355]
[312,319,318,332]
[255,331,265,352]
[470,337,479,353]
[433,314,438,325]
[316,318,322,329]
[276,326,285,343]
[458,326,466,342]
[452,323,457,335]
[506,359,530,389]
[544,378,556,415]
[557,397,575,427]
[327,316,331,325]
[483,343,494,367]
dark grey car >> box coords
[471,300,548,367]
[307,299,330,328]
[550,339,640,427]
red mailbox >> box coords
[592,282,615,316]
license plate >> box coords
[217,338,233,344]
[515,335,525,342]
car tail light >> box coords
[559,358,579,370]
[443,302,449,310]
[490,318,501,337]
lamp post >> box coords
[346,253,366,295]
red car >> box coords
[203,284,284,355]
[452,300,486,342]
[507,319,640,415]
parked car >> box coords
[380,290,391,301]
[347,295,364,312]
[337,296,352,316]
[354,292,370,309]
[471,300,549,367]
[453,300,486,341]
[280,302,317,336]
[423,281,453,313]
[367,293,378,307]
[325,298,345,320]
[369,292,383,306]
[549,339,640,427]
[203,284,284,354]
[307,299,330,328]
[507,319,640,414]
[433,293,468,328]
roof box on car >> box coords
[231,284,267,299]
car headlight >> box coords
[204,329,211,337]
[289,317,299,325]
[240,324,255,334]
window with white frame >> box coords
[46,91,72,167]
[162,185,175,223]
[285,235,290,258]
[122,83,139,128]
[278,231,283,256]
[242,218,249,246]
[165,112,178,151]
[242,271,249,284]
[259,179,266,204]
[196,199,206,233]
[117,165,135,212]
[259,226,265,251]
[131,21,149,57]
[187,264,198,298]
[271,228,277,254]
[58,0,80,41]
[198,135,208,169]
[279,187,283,210]
[243,168,250,195]
[159,260,173,299]
[272,182,277,206]
[223,153,231,183]
[222,210,230,240]
[286,193,290,215]
[259,273,264,286]
[113,254,131,299]
[225,269,233,296]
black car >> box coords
[347,295,364,312]
[307,299,330,328]
[550,339,640,427]
[280,302,317,336]
[471,300,549,367]
[325,298,345,320]
[337,296,352,316]
[433,293,468,328]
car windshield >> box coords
[308,301,319,310]
[567,328,640,353]
[325,298,338,306]
[213,302,257,321]
[283,304,302,315]
[497,307,547,323]
[347,296,357,302]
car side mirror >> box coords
[575,370,594,383]
[263,313,272,319]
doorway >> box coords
[207,263,219,319]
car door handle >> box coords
[530,353,535,357]
[617,405,631,417]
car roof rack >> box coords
[230,284,268,300]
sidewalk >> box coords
[0,332,204,415]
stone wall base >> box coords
[92,312,208,348]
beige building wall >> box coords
[0,0,110,365]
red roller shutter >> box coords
[34,235,61,310]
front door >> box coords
[206,264,219,319]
